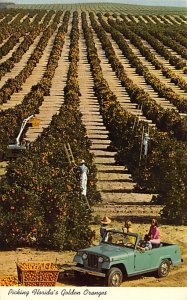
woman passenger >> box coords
[148,219,160,248]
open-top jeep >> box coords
[72,229,183,286]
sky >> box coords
[1,0,187,7]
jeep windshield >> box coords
[102,230,137,249]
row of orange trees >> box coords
[119,16,186,70]
[0,11,53,80]
[0,10,27,44]
[117,14,185,26]
[164,27,187,49]
[0,11,61,104]
[147,26,187,60]
[0,12,31,59]
[90,13,187,142]
[82,12,187,225]
[107,17,187,110]
[0,11,99,250]
[112,16,187,92]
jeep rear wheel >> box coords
[157,259,170,278]
[106,267,123,287]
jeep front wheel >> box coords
[106,267,123,287]
[157,259,170,278]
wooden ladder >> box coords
[63,143,75,165]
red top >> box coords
[149,226,160,240]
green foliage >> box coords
[160,148,187,225]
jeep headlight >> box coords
[98,256,104,263]
[82,253,88,260]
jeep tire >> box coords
[157,259,170,278]
[106,267,123,287]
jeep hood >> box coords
[80,243,133,260]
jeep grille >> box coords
[87,254,98,269]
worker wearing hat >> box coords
[100,216,111,243]
[123,219,134,244]
[124,220,133,233]
[79,159,89,196]
[143,132,151,157]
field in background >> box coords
[8,2,187,14]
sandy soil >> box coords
[0,221,186,287]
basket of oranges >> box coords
[16,262,59,286]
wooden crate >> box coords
[0,276,18,286]
[16,262,59,286]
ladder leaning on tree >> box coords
[63,143,75,165]
[63,143,91,210]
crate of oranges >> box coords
[0,276,18,286]
[16,262,59,286]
